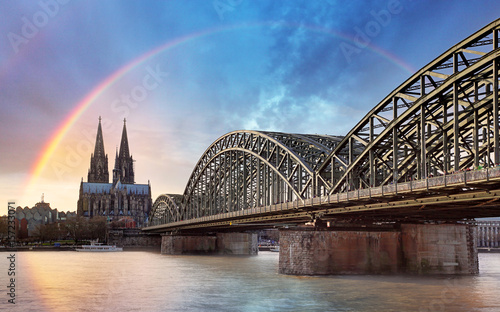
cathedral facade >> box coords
[77,118,152,227]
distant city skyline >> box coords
[2,1,500,215]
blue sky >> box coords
[1,0,500,215]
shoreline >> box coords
[0,246,161,252]
[1,246,498,253]
[478,247,500,253]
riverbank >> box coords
[0,246,160,252]
[478,247,500,253]
[0,246,75,251]
[3,246,497,253]
[258,245,279,251]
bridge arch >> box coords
[179,130,345,220]
[317,18,500,194]
[149,194,183,226]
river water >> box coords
[1,251,499,312]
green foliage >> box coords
[0,217,7,240]
[33,222,63,242]
[31,216,108,244]
[64,216,107,243]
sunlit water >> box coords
[0,251,499,311]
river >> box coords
[1,251,499,311]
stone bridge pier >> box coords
[279,223,478,275]
[161,232,258,255]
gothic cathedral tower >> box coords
[79,117,151,226]
[113,118,135,185]
[87,117,109,183]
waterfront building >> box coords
[77,118,152,226]
[12,198,76,238]
[477,221,500,248]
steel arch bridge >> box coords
[150,131,346,225]
[150,194,183,225]
[147,18,500,230]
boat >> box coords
[75,242,123,252]
[270,246,280,252]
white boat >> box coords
[75,242,123,252]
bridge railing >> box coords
[319,166,500,205]
[339,165,490,206]
[148,167,500,229]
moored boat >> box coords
[75,242,123,252]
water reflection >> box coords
[6,252,500,312]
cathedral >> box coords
[77,118,152,227]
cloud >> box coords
[3,0,500,214]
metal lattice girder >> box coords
[150,194,183,226]
[149,19,500,228]
[177,131,346,221]
[317,18,500,195]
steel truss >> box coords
[149,194,183,226]
[317,19,500,195]
[151,19,500,226]
[150,131,344,224]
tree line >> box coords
[0,216,130,245]
[35,216,108,244]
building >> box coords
[77,118,152,226]
[477,221,500,248]
[12,198,77,238]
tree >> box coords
[45,223,63,242]
[88,217,107,241]
[65,216,87,244]
[33,224,48,243]
[65,216,108,243]
[0,217,7,244]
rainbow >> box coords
[25,21,415,191]
[25,28,209,189]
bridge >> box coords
[144,19,500,275]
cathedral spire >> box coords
[114,118,135,184]
[115,146,119,169]
[118,118,130,159]
[94,116,106,158]
[88,116,109,183]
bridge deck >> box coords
[143,167,500,232]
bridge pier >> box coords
[161,232,258,255]
[279,223,478,275]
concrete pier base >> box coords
[161,234,216,254]
[216,232,259,255]
[107,229,161,250]
[401,224,478,274]
[279,223,478,275]
[161,232,258,255]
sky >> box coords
[1,0,500,216]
